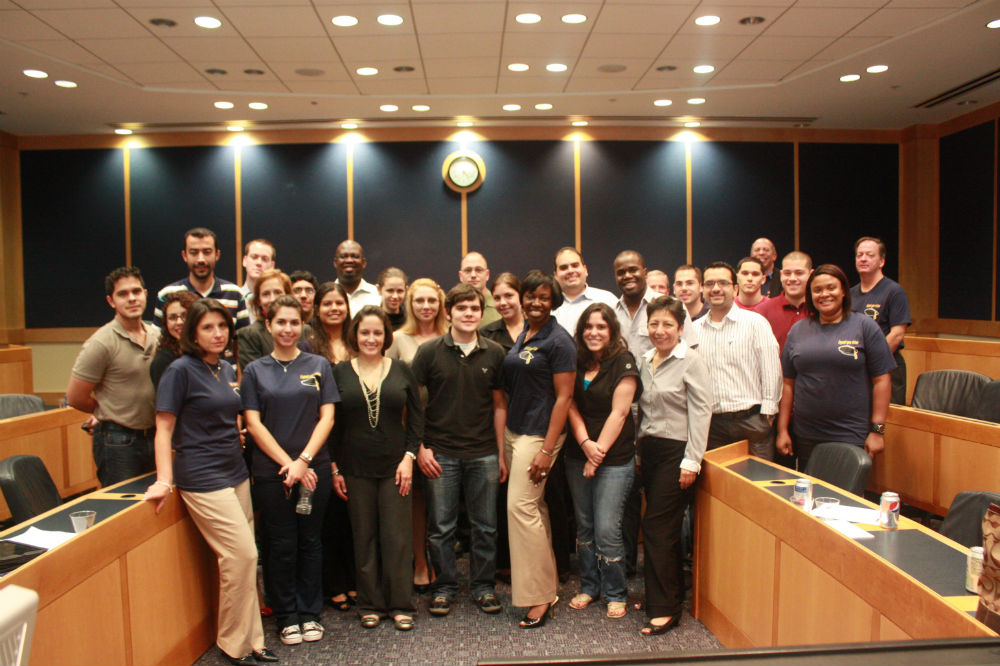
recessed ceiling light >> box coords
[380,104,398,112]
[295,68,324,77]
[572,120,588,126]
[598,64,627,73]
[194,16,222,29]
[516,13,541,24]
[546,63,568,73]
[502,104,521,111]
[687,97,706,105]
[54,80,77,88]
[508,63,529,72]
[342,123,358,129]
[377,14,403,26]
[149,18,176,28]
[654,99,672,107]
[562,14,587,24]
[412,104,430,112]
[115,128,132,135]
[866,65,888,74]
[23,69,48,78]
[357,67,378,76]
[332,15,358,27]
[987,18,1000,29]
[693,65,715,74]
[214,101,234,109]
[535,103,553,110]
[840,74,860,82]
[685,121,701,128]
[695,15,720,26]
[739,16,766,26]
[457,121,474,127]
[248,102,268,110]
[227,125,244,132]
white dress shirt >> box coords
[336,277,382,313]
[614,288,697,359]
[553,285,618,335]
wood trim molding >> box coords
[24,327,98,342]
[911,318,1000,338]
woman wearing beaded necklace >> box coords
[331,305,424,632]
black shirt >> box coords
[480,318,521,352]
[567,351,642,466]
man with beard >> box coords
[333,239,381,312]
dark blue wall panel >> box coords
[579,141,686,292]
[690,141,795,270]
[799,143,899,276]
[21,149,125,327]
[939,121,995,320]
[241,143,347,282]
[130,146,236,300]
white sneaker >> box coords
[301,620,324,642]
[280,624,303,645]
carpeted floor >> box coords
[194,560,721,666]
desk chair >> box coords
[0,395,44,420]
[911,369,991,419]
[972,380,1000,424]
[0,455,62,525]
[0,585,38,666]
[939,491,1000,548]
[804,442,872,496]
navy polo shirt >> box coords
[503,317,577,437]
[850,276,911,349]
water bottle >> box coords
[295,484,313,515]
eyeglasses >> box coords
[461,266,487,274]
[166,313,186,323]
[292,287,316,295]
[703,280,732,288]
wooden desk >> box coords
[871,404,1000,516]
[0,344,33,395]
[901,335,1000,405]
[694,441,996,648]
[0,474,216,665]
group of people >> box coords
[65,228,911,663]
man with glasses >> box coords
[458,251,500,326]
[758,252,813,353]
[691,261,781,459]
[289,270,319,322]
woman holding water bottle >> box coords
[242,295,338,647]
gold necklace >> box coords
[203,359,221,382]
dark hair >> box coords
[289,270,318,290]
[520,270,564,310]
[805,264,852,319]
[252,269,291,319]
[781,251,813,270]
[736,256,764,273]
[157,291,198,356]
[673,264,702,284]
[574,303,626,368]
[614,249,645,268]
[180,298,234,357]
[378,266,408,287]
[703,261,737,284]
[265,294,303,323]
[552,246,583,270]
[854,236,887,259]
[104,266,144,296]
[184,227,217,248]
[491,272,521,294]
[347,305,393,354]
[646,295,687,329]
[445,282,484,312]
[308,281,351,361]
[243,238,275,261]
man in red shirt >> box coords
[757,251,813,354]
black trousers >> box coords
[891,350,906,405]
[322,487,356,598]
[639,436,691,618]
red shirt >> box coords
[756,292,807,354]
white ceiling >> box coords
[0,0,998,136]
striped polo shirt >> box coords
[154,277,249,330]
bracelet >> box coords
[333,469,341,476]
[154,480,173,493]
[539,448,554,457]
[297,455,311,465]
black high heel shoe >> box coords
[641,614,680,636]
[519,596,558,629]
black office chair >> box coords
[0,395,45,420]
[910,369,991,418]
[0,455,62,525]
[804,442,872,496]
[939,491,1000,548]
[972,380,1000,424]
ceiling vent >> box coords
[914,67,1000,108]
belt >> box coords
[98,421,155,438]
[716,404,761,418]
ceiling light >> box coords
[685,121,701,128]
[695,15,720,26]
[598,64,626,73]
[546,63,568,73]
[412,104,430,112]
[739,16,765,26]
[693,65,715,74]
[295,68,324,77]
[248,102,268,110]
[654,99,672,107]
[656,65,677,72]
[687,97,706,105]
[508,63,529,72]
[54,80,77,88]
[149,18,176,28]
[244,68,265,76]
[562,14,587,24]
[194,16,222,29]
[205,68,227,75]
[457,121,473,127]
[377,14,404,26]
[357,67,378,76]
[214,101,234,109]
[115,128,132,135]
[380,104,398,112]
[332,15,358,27]
[227,125,244,132]
[866,65,888,74]
[535,103,553,110]
[342,123,358,129]
[516,13,541,24]
[987,19,1000,29]
[503,104,521,111]
[840,74,860,82]
[572,121,588,127]
[23,69,48,78]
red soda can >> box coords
[879,491,900,529]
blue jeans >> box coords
[425,451,499,599]
[564,456,634,602]
[92,421,155,487]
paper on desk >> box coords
[3,526,75,549]
[812,504,880,524]
[824,519,875,540]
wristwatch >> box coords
[405,451,417,460]
[870,423,886,435]
[299,451,313,463]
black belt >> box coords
[98,421,155,438]
[717,404,761,418]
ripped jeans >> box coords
[564,455,635,602]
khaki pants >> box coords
[181,479,265,658]
[504,429,564,607]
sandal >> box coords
[568,593,594,610]
[330,594,353,612]
[607,601,627,619]
[641,615,679,635]
[393,615,415,631]
[360,614,380,629]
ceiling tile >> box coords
[214,80,290,93]
[423,56,498,78]
[738,35,835,60]
[676,5,790,36]
[18,39,105,64]
[849,7,954,37]
[247,37,340,62]
[564,76,641,93]
[812,35,886,61]
[284,79,359,94]
[426,77,496,94]
[268,61,352,80]
[30,8,148,38]
[420,32,501,58]
[186,61,276,80]
[712,59,800,80]
[113,61,202,83]
[0,10,66,40]
[123,7,243,37]
[580,33,669,58]
[632,68,710,90]
[77,37,180,64]
[317,4,416,38]
[505,1,603,33]
[501,32,587,58]
[765,7,878,36]
[15,0,115,7]
[591,3,690,34]
[219,6,328,38]
[343,60,424,79]
[355,78,427,94]
[412,2,505,33]
[573,57,655,78]
[161,36,259,61]
[658,33,755,61]
[496,75,567,94]
[333,34,420,60]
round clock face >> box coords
[448,156,480,188]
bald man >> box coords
[751,237,778,297]
[459,251,500,326]
[333,240,381,311]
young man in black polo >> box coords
[412,283,508,616]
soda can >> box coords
[791,478,813,509]
[879,491,900,529]
[966,546,984,593]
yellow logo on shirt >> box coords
[837,339,860,359]
[519,346,538,365]
[300,372,321,391]
[229,381,240,396]
[864,304,880,320]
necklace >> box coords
[356,358,386,429]
[203,359,221,382]
[271,350,300,373]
